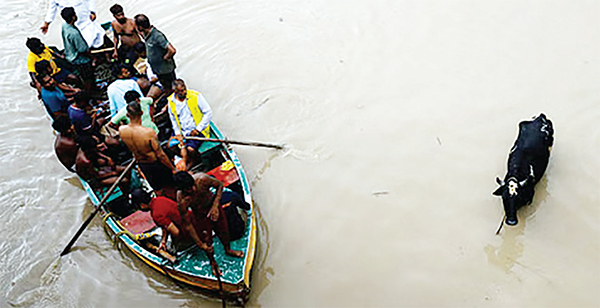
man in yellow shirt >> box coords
[26,37,78,91]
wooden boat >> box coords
[77,123,258,304]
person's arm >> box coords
[86,0,97,20]
[41,0,58,33]
[158,223,179,251]
[167,103,182,136]
[164,43,176,60]
[192,93,212,135]
[111,21,119,58]
[110,105,128,126]
[150,134,176,172]
[177,193,212,252]
[204,175,223,222]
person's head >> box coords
[173,79,187,100]
[109,4,127,24]
[130,188,152,211]
[114,64,132,79]
[126,100,142,119]
[25,37,45,55]
[61,7,77,23]
[173,171,195,194]
[73,91,91,108]
[34,60,53,76]
[133,42,146,58]
[52,116,74,135]
[38,74,56,90]
[77,134,97,155]
[124,90,141,104]
[134,14,151,33]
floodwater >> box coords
[1,0,598,307]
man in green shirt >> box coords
[133,14,177,93]
[61,7,94,90]
[110,90,159,134]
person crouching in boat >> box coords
[167,79,212,170]
[53,116,78,172]
[130,188,198,254]
[118,100,177,198]
[75,134,130,193]
[173,171,244,258]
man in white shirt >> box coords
[167,79,213,169]
[41,0,106,48]
[107,65,143,116]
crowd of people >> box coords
[28,2,246,260]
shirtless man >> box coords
[118,101,176,197]
[109,4,141,64]
[52,116,78,172]
[173,171,244,258]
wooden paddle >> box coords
[201,231,226,308]
[186,136,284,150]
[60,159,136,256]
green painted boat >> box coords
[77,122,257,304]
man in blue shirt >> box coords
[61,7,94,91]
[39,74,70,120]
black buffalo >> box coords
[493,113,554,225]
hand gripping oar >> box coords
[60,160,136,256]
[185,136,284,150]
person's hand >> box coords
[200,242,214,254]
[189,129,201,137]
[174,134,184,142]
[207,206,219,222]
[112,50,118,59]
[40,22,49,34]
[158,241,167,252]
[90,12,96,21]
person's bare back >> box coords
[119,124,159,163]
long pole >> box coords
[60,160,135,256]
[185,136,284,150]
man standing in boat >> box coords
[41,0,106,49]
[119,100,177,198]
[133,14,177,92]
[173,171,244,258]
[60,7,94,91]
[167,79,213,170]
[109,4,141,65]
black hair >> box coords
[34,60,52,75]
[26,37,44,54]
[130,188,151,207]
[35,72,51,84]
[124,90,141,103]
[134,14,151,29]
[173,171,194,191]
[73,91,91,107]
[126,101,142,118]
[77,135,97,152]
[61,7,76,22]
[52,116,72,134]
[172,78,185,89]
[109,4,123,15]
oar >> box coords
[185,136,284,150]
[201,231,226,308]
[60,159,136,256]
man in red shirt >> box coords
[131,188,216,254]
